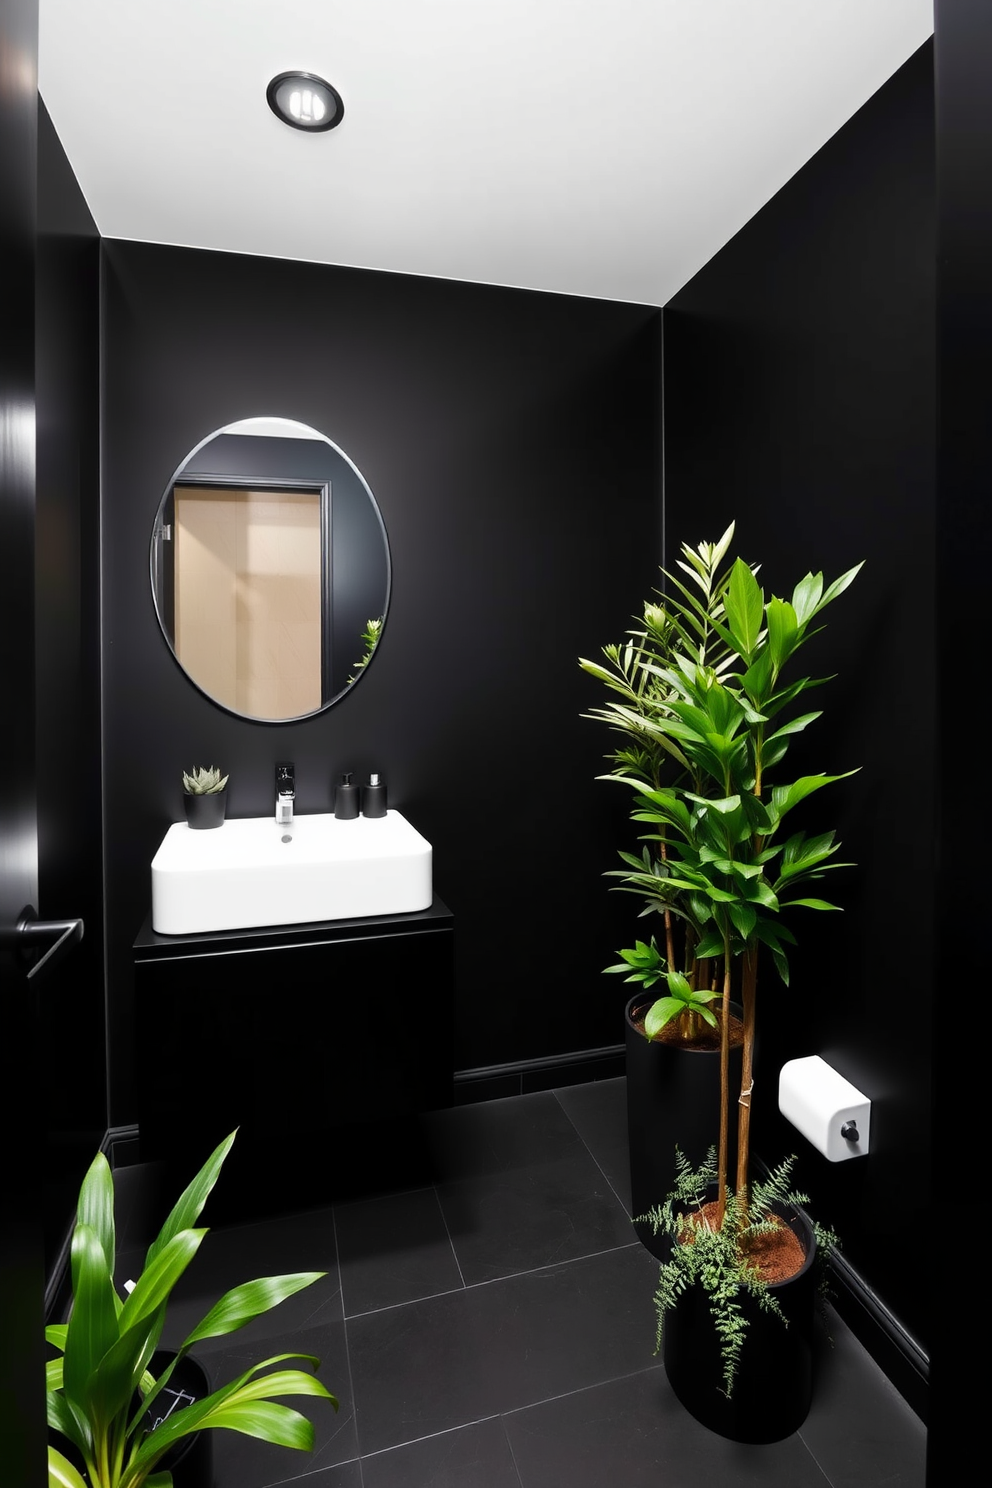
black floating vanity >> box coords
[133,898,454,1220]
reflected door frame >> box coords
[154,474,333,709]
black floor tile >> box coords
[422,1091,602,1182]
[105,1080,926,1488]
[554,1076,633,1216]
[436,1157,632,1285]
[503,1367,832,1488]
[347,1242,659,1457]
[159,1206,342,1355]
[335,1187,464,1316]
[361,1417,522,1488]
[205,1318,356,1488]
[798,1313,927,1488]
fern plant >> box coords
[640,1149,838,1399]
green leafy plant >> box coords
[639,1149,837,1398]
[605,938,721,1037]
[582,522,862,1219]
[580,524,742,1041]
[46,1130,338,1488]
[181,766,228,796]
[347,616,382,684]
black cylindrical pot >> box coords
[661,1204,817,1443]
[147,1350,213,1488]
[625,993,744,1260]
[183,791,227,830]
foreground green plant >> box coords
[46,1130,337,1488]
[181,766,228,795]
[640,1149,837,1399]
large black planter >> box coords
[625,993,744,1260]
[147,1350,214,1488]
[661,1202,818,1443]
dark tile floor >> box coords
[113,1079,926,1488]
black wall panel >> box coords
[36,101,106,1268]
[662,44,934,1350]
[933,0,992,1469]
[100,242,662,1121]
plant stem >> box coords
[716,940,732,1225]
[736,940,759,1220]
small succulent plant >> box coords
[182,766,229,795]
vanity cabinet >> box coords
[133,898,454,1217]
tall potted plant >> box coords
[582,523,861,1440]
[581,526,747,1239]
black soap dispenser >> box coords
[334,770,360,820]
[362,772,387,818]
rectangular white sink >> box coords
[151,809,432,935]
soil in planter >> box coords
[630,1006,745,1052]
[680,1200,807,1283]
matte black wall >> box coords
[36,101,106,1268]
[933,0,992,1470]
[100,241,662,1121]
[662,43,934,1351]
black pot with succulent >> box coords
[580,521,861,1441]
[182,766,228,830]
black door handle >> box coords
[0,906,84,981]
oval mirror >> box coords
[150,417,390,722]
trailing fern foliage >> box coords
[639,1149,838,1399]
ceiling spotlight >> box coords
[266,72,344,132]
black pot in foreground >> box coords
[661,1203,818,1443]
[147,1350,213,1488]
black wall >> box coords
[662,43,935,1352]
[933,0,992,1468]
[36,101,106,1271]
[100,241,662,1121]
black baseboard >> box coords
[453,1043,626,1104]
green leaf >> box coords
[790,571,823,626]
[783,897,842,911]
[763,711,822,746]
[643,999,681,1035]
[63,1223,120,1413]
[47,1388,91,1458]
[771,772,857,819]
[88,1302,167,1432]
[725,558,764,660]
[728,903,757,941]
[48,1447,89,1488]
[813,561,864,616]
[76,1151,116,1274]
[120,1229,208,1337]
[146,1130,237,1269]
[765,596,798,672]
[183,1273,327,1346]
[46,1324,68,1352]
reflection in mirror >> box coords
[150,418,390,722]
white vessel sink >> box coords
[151,809,433,934]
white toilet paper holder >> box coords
[778,1055,871,1162]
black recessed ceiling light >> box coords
[266,72,344,132]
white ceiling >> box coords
[38,1,933,309]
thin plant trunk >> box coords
[716,947,732,1225]
[735,940,759,1219]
